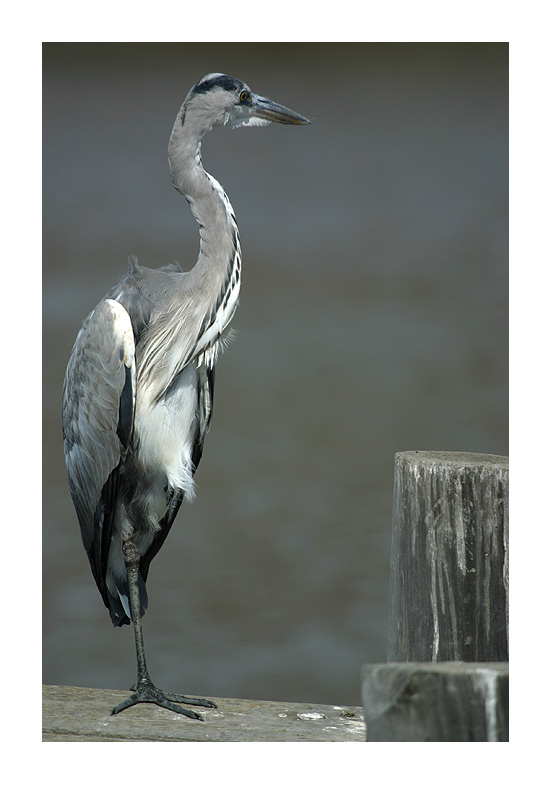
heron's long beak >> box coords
[251,94,311,125]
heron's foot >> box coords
[111,681,217,720]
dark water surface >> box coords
[43,43,508,706]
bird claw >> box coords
[111,682,217,720]
[162,691,217,709]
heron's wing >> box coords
[62,298,136,602]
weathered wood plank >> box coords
[361,662,509,741]
[388,451,509,662]
[42,685,365,742]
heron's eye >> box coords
[239,90,249,103]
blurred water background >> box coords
[43,42,508,707]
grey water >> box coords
[43,43,508,707]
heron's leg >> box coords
[123,537,151,687]
[110,537,217,720]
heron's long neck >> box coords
[168,120,241,303]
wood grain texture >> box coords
[42,684,365,742]
[388,451,509,662]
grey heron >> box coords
[61,73,310,720]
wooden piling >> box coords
[388,451,509,663]
[361,662,509,742]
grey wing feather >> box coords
[62,298,136,586]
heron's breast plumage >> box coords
[133,363,199,508]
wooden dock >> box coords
[42,684,365,742]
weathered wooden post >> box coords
[362,451,509,741]
[361,661,509,742]
[388,451,508,662]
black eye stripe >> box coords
[192,75,243,97]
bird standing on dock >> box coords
[62,73,310,719]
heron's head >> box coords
[182,73,311,134]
